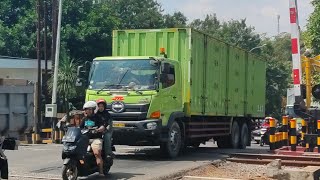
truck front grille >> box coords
[107,104,149,121]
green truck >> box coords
[76,28,266,158]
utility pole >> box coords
[277,14,280,35]
[44,0,48,104]
[52,0,62,106]
[36,0,42,142]
[50,0,62,142]
[51,0,57,70]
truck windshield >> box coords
[88,59,158,90]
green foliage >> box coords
[61,0,119,61]
[261,34,292,119]
[106,0,164,29]
[0,0,37,57]
[189,14,261,51]
[306,0,320,54]
[47,47,78,100]
[163,12,188,28]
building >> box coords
[0,56,52,82]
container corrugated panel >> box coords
[113,29,190,62]
[246,54,266,117]
[0,86,34,138]
[189,31,205,115]
[203,35,228,116]
[227,48,247,116]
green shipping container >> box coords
[113,28,266,118]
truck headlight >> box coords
[146,122,157,130]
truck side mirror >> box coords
[77,66,85,79]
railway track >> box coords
[227,153,320,167]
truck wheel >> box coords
[0,159,8,179]
[231,121,240,149]
[239,123,249,149]
[161,121,182,158]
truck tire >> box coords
[239,123,249,149]
[0,159,8,179]
[231,121,240,149]
[160,121,182,158]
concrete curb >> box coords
[155,159,227,180]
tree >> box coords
[306,0,320,54]
[219,19,261,51]
[189,15,261,51]
[163,12,187,28]
[189,14,220,36]
[61,0,119,62]
[106,0,164,29]
[0,0,37,58]
[47,46,80,113]
[261,34,292,118]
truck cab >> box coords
[77,56,183,156]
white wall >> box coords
[0,68,39,82]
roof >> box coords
[0,56,52,69]
[94,56,153,60]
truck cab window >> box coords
[162,64,175,89]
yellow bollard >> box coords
[290,119,297,151]
[282,116,289,146]
[269,118,276,150]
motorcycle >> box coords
[61,126,114,180]
[0,137,18,179]
[251,127,269,146]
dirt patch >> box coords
[184,161,273,180]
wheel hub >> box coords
[170,129,179,150]
[66,167,76,180]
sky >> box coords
[157,0,314,36]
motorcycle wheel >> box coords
[103,157,113,175]
[0,159,8,179]
[62,164,78,180]
[260,140,264,147]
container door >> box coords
[190,33,205,115]
[204,37,228,115]
[227,48,246,116]
[0,86,34,138]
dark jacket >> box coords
[96,110,112,127]
[80,114,105,139]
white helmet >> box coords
[83,101,97,111]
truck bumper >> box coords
[112,119,163,146]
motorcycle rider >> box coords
[80,101,106,176]
[95,99,113,158]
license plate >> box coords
[113,123,125,128]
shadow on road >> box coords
[82,172,145,180]
[114,144,269,162]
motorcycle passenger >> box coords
[95,99,113,158]
[80,101,106,176]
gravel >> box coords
[184,161,274,180]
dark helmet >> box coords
[96,99,107,108]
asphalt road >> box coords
[5,141,268,180]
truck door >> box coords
[159,62,183,119]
